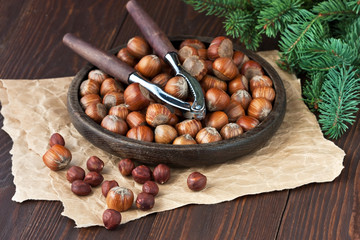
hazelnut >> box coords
[106,186,134,212]
[182,55,207,81]
[142,181,159,196]
[108,104,129,120]
[172,134,197,145]
[207,36,233,60]
[197,48,208,60]
[84,171,104,187]
[205,111,229,131]
[127,36,151,59]
[151,73,171,89]
[100,78,124,97]
[102,92,124,109]
[212,57,239,81]
[230,89,252,110]
[153,163,171,184]
[86,156,104,173]
[66,166,85,183]
[154,125,178,144]
[103,209,122,230]
[249,75,273,92]
[118,158,135,176]
[42,144,72,171]
[136,192,155,211]
[146,103,172,127]
[80,79,100,97]
[126,111,146,128]
[232,51,249,68]
[195,127,222,144]
[101,180,119,197]
[124,83,151,111]
[49,133,65,147]
[71,180,92,196]
[200,75,227,92]
[236,115,259,132]
[126,125,154,142]
[164,76,189,100]
[85,103,107,123]
[117,47,136,67]
[220,123,243,139]
[135,54,162,78]
[175,119,202,138]
[187,172,207,191]
[132,165,152,184]
[247,98,272,121]
[241,60,264,81]
[101,115,128,135]
[228,74,249,94]
[178,45,199,63]
[205,87,230,112]
[80,93,101,109]
[252,86,276,102]
[88,69,108,84]
[179,39,206,50]
[224,100,245,122]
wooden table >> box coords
[0,0,358,239]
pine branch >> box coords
[318,65,360,139]
[183,0,248,17]
[302,72,325,111]
[347,0,360,14]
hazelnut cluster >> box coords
[80,36,276,144]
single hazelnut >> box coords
[108,104,129,120]
[80,93,102,109]
[212,57,239,81]
[247,98,272,121]
[84,171,104,187]
[88,69,108,84]
[224,100,245,122]
[172,134,197,145]
[101,180,119,197]
[136,192,155,211]
[187,172,207,191]
[151,73,171,89]
[142,181,159,196]
[101,115,128,135]
[71,180,92,196]
[117,47,136,67]
[230,89,252,110]
[241,60,264,81]
[205,87,230,112]
[103,209,122,230]
[127,36,151,59]
[126,125,154,142]
[66,166,85,183]
[80,79,100,97]
[132,165,152,184]
[252,86,276,102]
[220,123,243,139]
[118,158,135,176]
[207,36,233,60]
[175,119,202,138]
[205,111,229,131]
[42,144,72,171]
[178,45,199,63]
[232,51,249,68]
[102,92,125,109]
[145,103,172,127]
[236,115,259,132]
[86,156,104,173]
[85,103,107,123]
[182,55,207,81]
[100,78,124,96]
[249,75,273,92]
[228,74,249,94]
[197,48,208,60]
[179,39,206,50]
[153,163,171,184]
[154,125,178,144]
[135,54,162,78]
[195,127,222,144]
[164,76,189,100]
[124,83,151,111]
[106,186,134,212]
[49,133,65,147]
[126,111,146,128]
[200,75,227,92]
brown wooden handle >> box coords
[126,0,176,60]
[63,33,134,84]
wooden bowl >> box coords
[67,36,286,167]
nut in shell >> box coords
[42,144,72,171]
[106,186,134,212]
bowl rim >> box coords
[67,35,286,166]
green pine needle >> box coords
[302,72,325,111]
[183,0,248,17]
[318,65,360,139]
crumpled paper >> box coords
[0,50,345,228]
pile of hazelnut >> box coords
[79,36,276,144]
[42,133,207,230]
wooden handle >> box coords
[63,33,134,84]
[126,0,176,59]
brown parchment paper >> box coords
[0,50,345,228]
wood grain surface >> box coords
[0,0,358,239]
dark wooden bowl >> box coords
[67,36,286,167]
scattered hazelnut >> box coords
[84,171,104,187]
[132,165,152,184]
[106,186,134,212]
[153,164,171,184]
[49,133,65,147]
[103,209,122,230]
[101,180,119,197]
[187,172,207,191]
[118,158,135,176]
[71,180,92,196]
[42,144,72,171]
[66,166,85,183]
[142,181,159,196]
[86,156,104,173]
[136,192,155,211]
